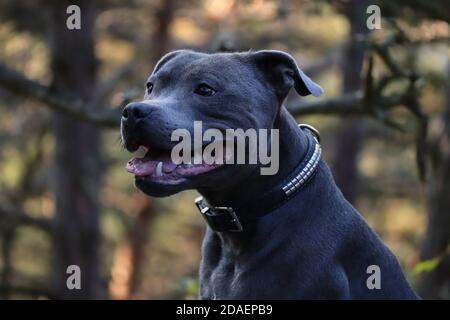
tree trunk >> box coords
[109,196,156,299]
[152,0,175,61]
[332,0,368,204]
[49,0,103,299]
[419,61,450,299]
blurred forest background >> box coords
[0,0,449,300]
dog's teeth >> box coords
[156,161,163,176]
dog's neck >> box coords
[199,107,308,206]
[197,107,311,249]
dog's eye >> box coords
[146,82,153,94]
[194,83,216,97]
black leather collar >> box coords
[194,124,321,232]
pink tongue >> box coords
[127,153,178,176]
[163,161,177,173]
[127,158,158,176]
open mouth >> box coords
[126,146,223,185]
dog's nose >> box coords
[122,102,151,122]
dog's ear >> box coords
[251,50,324,99]
[152,49,193,74]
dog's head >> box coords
[121,50,323,197]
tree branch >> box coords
[288,91,364,116]
[287,90,409,116]
[0,62,121,128]
[0,204,53,232]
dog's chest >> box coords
[199,239,261,299]
[199,238,297,299]
[199,255,263,300]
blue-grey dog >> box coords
[121,50,418,299]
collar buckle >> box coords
[195,196,243,232]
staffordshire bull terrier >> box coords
[121,49,418,299]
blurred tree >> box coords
[332,0,369,204]
[0,0,449,300]
[377,0,450,299]
[49,0,102,299]
[152,0,176,61]
[420,61,450,299]
[0,0,49,35]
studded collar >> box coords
[194,124,321,232]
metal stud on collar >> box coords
[281,124,322,197]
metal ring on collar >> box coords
[298,124,321,143]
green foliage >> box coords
[413,257,441,274]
